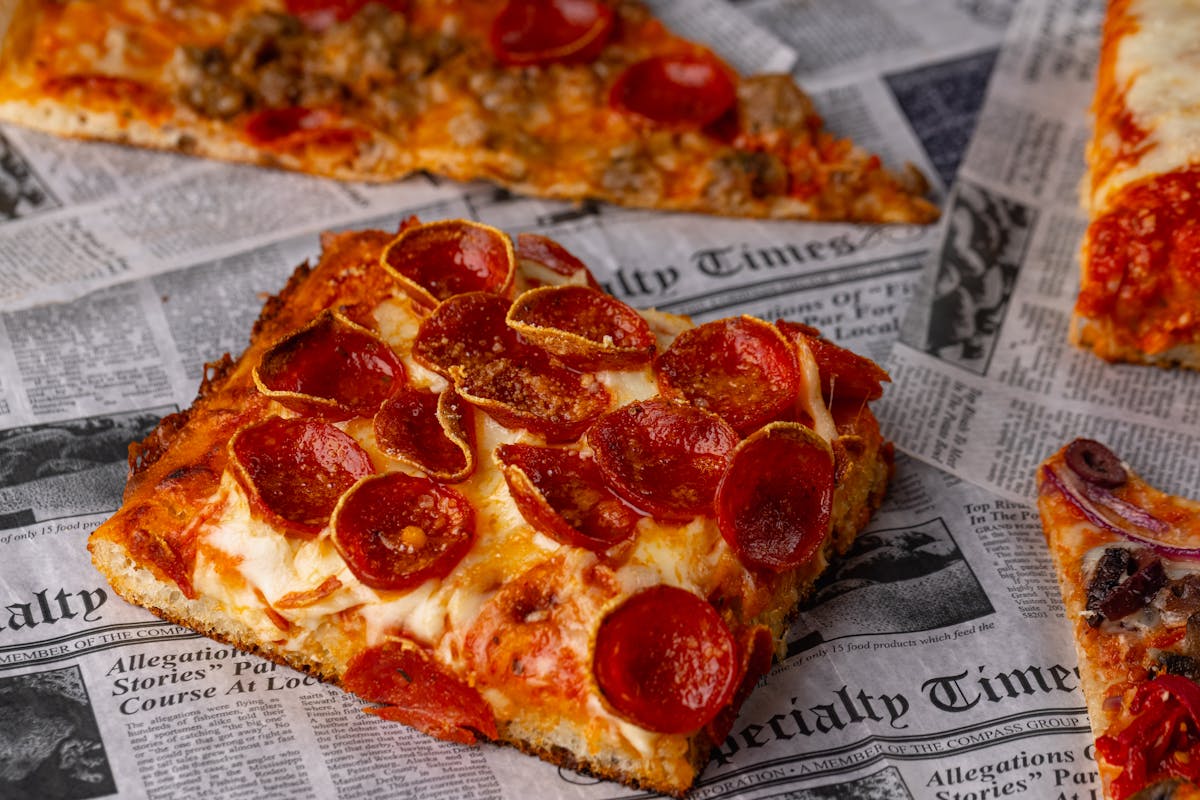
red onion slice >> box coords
[1043,463,1197,560]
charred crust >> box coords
[128,410,192,481]
[199,353,237,397]
[252,259,314,340]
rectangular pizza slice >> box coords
[1075,0,1200,368]
[88,218,895,796]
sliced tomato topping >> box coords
[496,443,641,551]
[515,232,601,289]
[229,416,374,538]
[381,220,515,309]
[455,355,611,443]
[587,397,738,520]
[285,0,406,30]
[777,320,890,402]
[593,585,738,734]
[507,285,656,370]
[374,387,475,481]
[716,422,834,572]
[332,472,474,591]
[412,292,517,378]
[343,639,497,744]
[609,52,737,129]
[255,311,403,420]
[490,0,614,66]
[656,316,801,434]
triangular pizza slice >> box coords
[1039,439,1200,799]
[0,0,937,223]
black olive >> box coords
[1156,651,1200,681]
[1065,438,1127,488]
[1129,777,1191,800]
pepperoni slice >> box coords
[655,316,800,435]
[593,585,738,734]
[332,472,474,591]
[587,398,738,520]
[466,553,620,701]
[343,639,497,744]
[412,292,517,378]
[716,422,834,572]
[515,232,601,290]
[243,107,364,150]
[285,0,406,30]
[706,624,775,743]
[413,293,610,441]
[454,355,611,442]
[609,52,737,129]
[490,0,614,67]
[496,443,641,551]
[229,416,374,538]
[507,285,656,370]
[777,321,890,402]
[255,311,404,420]
[381,220,515,309]
[374,388,475,481]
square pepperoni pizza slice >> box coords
[89,218,895,796]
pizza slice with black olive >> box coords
[0,0,937,224]
[88,218,894,796]
[1038,440,1200,800]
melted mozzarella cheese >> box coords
[1097,0,1200,210]
[792,334,837,446]
[191,290,692,656]
[190,288,837,753]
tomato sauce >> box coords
[1080,165,1200,355]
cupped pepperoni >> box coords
[454,356,611,443]
[515,232,601,290]
[285,0,406,30]
[229,416,374,538]
[655,316,800,435]
[381,220,515,309]
[255,310,404,420]
[343,639,497,744]
[331,472,474,591]
[587,397,738,520]
[705,624,775,743]
[507,285,656,370]
[609,52,738,129]
[412,292,517,378]
[374,387,475,481]
[490,0,614,67]
[593,585,738,734]
[716,421,834,572]
[495,443,642,551]
[777,320,890,402]
[413,292,610,441]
